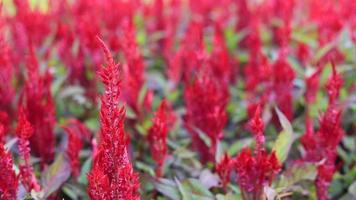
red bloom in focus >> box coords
[148,100,175,177]
[0,138,18,200]
[88,37,139,200]
[184,69,229,163]
[235,149,280,200]
[16,107,40,192]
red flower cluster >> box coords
[22,46,56,165]
[148,100,175,177]
[16,107,40,192]
[235,149,280,200]
[184,69,229,163]
[88,38,139,200]
[62,120,90,177]
[235,105,280,200]
[0,131,18,200]
[301,63,344,200]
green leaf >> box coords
[42,154,71,197]
[272,108,295,163]
[277,162,317,190]
[154,178,181,200]
[78,157,92,185]
[313,42,335,63]
[136,161,155,177]
[348,181,356,196]
[183,178,214,200]
[175,178,191,200]
[193,127,211,147]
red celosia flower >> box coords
[210,21,235,84]
[301,63,344,200]
[62,121,88,177]
[235,149,280,200]
[273,50,295,121]
[305,66,323,104]
[22,45,56,165]
[16,107,40,192]
[88,168,111,200]
[216,153,233,191]
[179,21,205,83]
[0,112,9,142]
[148,100,175,177]
[88,37,139,200]
[184,69,229,163]
[296,43,310,65]
[0,141,18,200]
[0,22,15,134]
[121,23,146,114]
[326,62,342,104]
[248,104,265,152]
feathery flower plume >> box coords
[16,107,40,192]
[23,45,56,164]
[234,103,280,200]
[216,153,232,191]
[235,149,280,200]
[88,37,139,200]
[301,62,344,200]
[248,104,265,152]
[273,50,295,121]
[148,100,175,177]
[184,69,228,163]
[0,130,18,200]
[62,120,90,177]
[121,23,146,114]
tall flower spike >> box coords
[88,37,140,200]
[23,45,56,165]
[248,104,265,152]
[148,100,175,177]
[62,125,83,177]
[0,141,18,200]
[216,152,232,191]
[301,62,344,200]
[121,24,145,114]
[234,149,280,200]
[16,107,40,192]
[326,61,342,104]
[184,69,229,163]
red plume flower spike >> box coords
[121,23,145,114]
[184,69,228,163]
[62,119,91,177]
[23,45,56,165]
[301,62,344,200]
[148,99,175,177]
[88,37,140,200]
[16,107,40,192]
[0,135,18,200]
[216,152,232,191]
[326,61,342,104]
[248,104,265,152]
[272,49,295,121]
[62,125,83,178]
[234,102,280,200]
[235,149,280,200]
